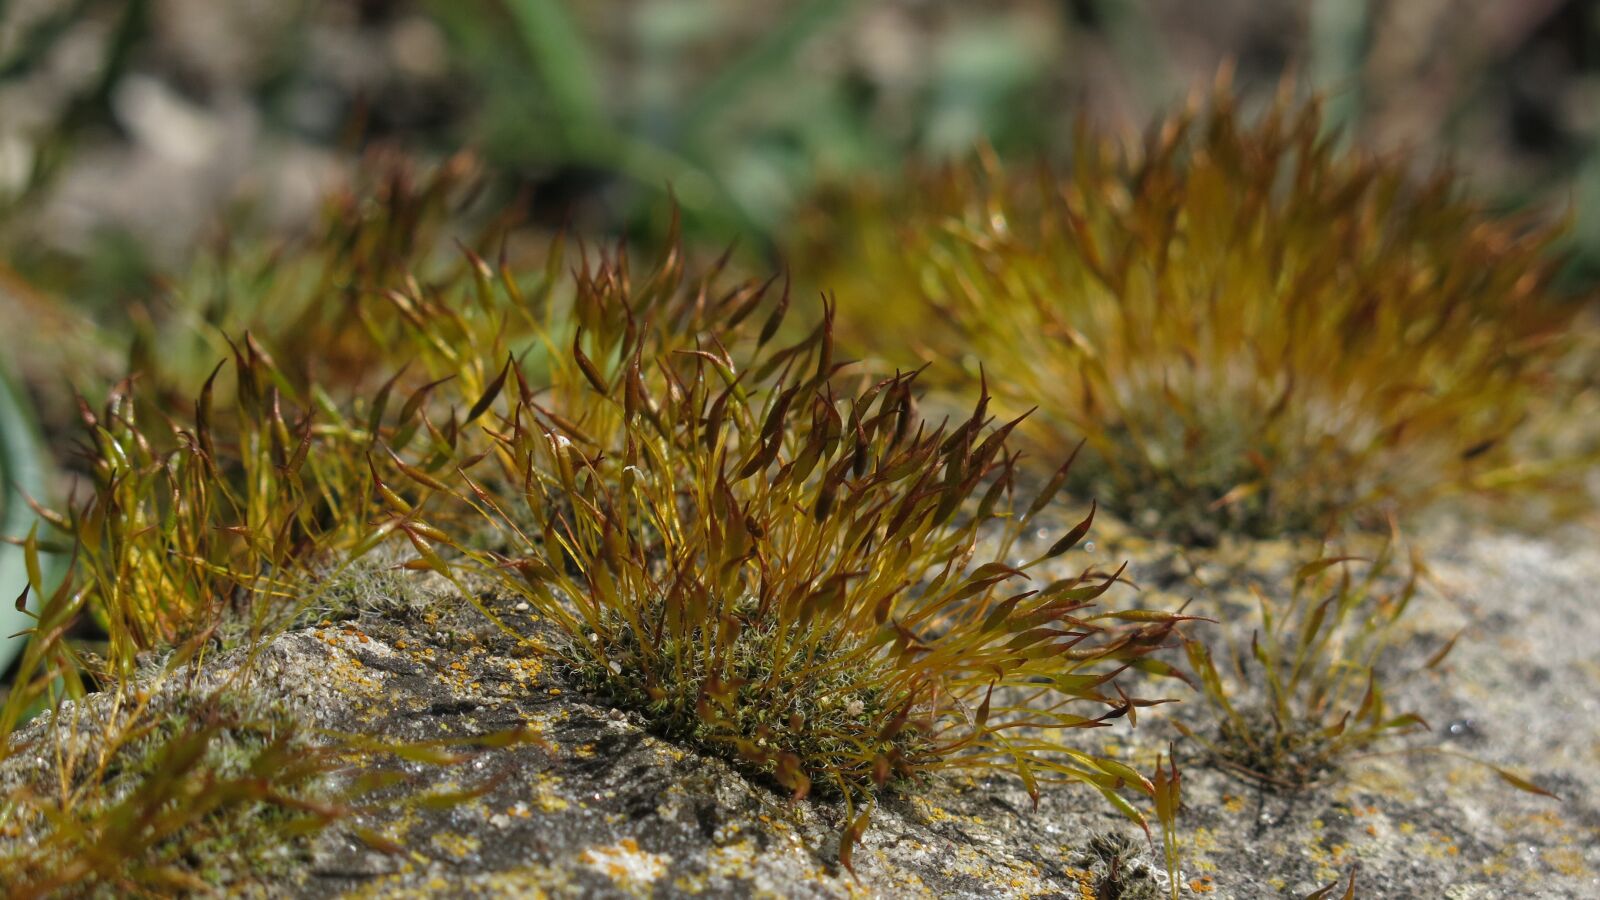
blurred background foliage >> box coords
[1,0,1600,439]
[5,1,1600,290]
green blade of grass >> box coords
[500,0,606,145]
[681,0,855,138]
[0,367,56,675]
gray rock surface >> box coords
[3,518,1598,898]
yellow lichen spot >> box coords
[431,831,481,860]
[1544,847,1591,878]
[533,772,570,812]
[1480,847,1515,878]
[507,656,544,682]
[1222,793,1245,814]
[1185,826,1221,873]
[1527,810,1566,830]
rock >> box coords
[3,519,1598,897]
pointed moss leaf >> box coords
[1425,632,1461,669]
[757,272,790,346]
[1128,657,1196,688]
[367,362,411,438]
[839,804,872,874]
[1093,783,1150,839]
[1492,767,1559,800]
[1294,556,1365,584]
[1042,500,1097,560]
[465,356,513,424]
[1026,439,1085,520]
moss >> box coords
[0,687,336,896]
[798,92,1589,543]
[305,548,442,622]
[572,593,932,797]
[1176,544,1445,793]
[2,157,1196,883]
[1074,831,1161,900]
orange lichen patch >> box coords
[1063,867,1097,900]
[935,843,1055,896]
[1420,831,1461,859]
[1221,793,1246,814]
[581,838,669,893]
[1190,874,1217,893]
[907,796,987,830]
[502,655,545,683]
[304,630,389,699]
[671,838,757,894]
[1304,832,1358,885]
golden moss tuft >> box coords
[401,239,1195,858]
[799,92,1587,542]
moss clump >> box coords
[572,593,933,795]
[0,688,338,897]
[1177,544,1428,790]
[7,161,1191,877]
[401,240,1195,863]
[1076,831,1161,900]
[798,88,1587,543]
[305,548,441,623]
